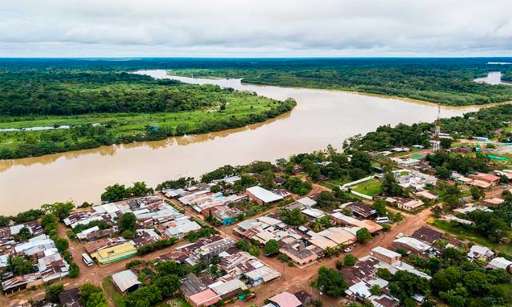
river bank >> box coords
[0,70,477,214]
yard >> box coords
[102,277,126,307]
[431,219,512,257]
[352,178,382,197]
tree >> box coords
[125,285,162,307]
[0,215,11,227]
[264,239,280,256]
[373,199,388,216]
[8,255,34,276]
[356,228,372,243]
[80,283,108,307]
[314,267,348,297]
[470,186,484,201]
[101,184,129,202]
[45,283,64,303]
[15,226,32,241]
[128,181,153,198]
[435,166,451,180]
[343,254,358,267]
[382,172,404,197]
[370,285,382,296]
[285,176,312,195]
[280,208,307,226]
[154,275,180,298]
[118,212,136,236]
[42,202,75,220]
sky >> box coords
[1,0,511,57]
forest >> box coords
[164,58,512,106]
[0,67,295,159]
[345,104,512,152]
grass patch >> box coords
[156,297,192,307]
[352,178,382,196]
[431,219,512,256]
[102,276,126,307]
[319,178,346,190]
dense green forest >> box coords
[0,68,295,159]
[172,67,512,106]
[345,104,512,152]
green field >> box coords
[352,178,382,196]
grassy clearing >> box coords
[102,277,127,307]
[352,178,382,196]
[431,219,512,256]
[319,178,346,190]
[157,298,192,307]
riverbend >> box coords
[0,70,477,214]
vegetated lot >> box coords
[102,277,127,307]
[0,70,295,159]
[432,219,512,256]
[352,178,382,196]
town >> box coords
[2,104,512,307]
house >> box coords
[162,217,201,238]
[415,190,438,201]
[296,197,317,208]
[316,227,357,246]
[279,241,318,266]
[411,226,443,245]
[246,186,283,205]
[301,208,325,219]
[469,173,500,186]
[468,179,491,189]
[397,199,423,211]
[483,197,505,206]
[370,247,401,265]
[268,291,302,307]
[467,245,495,261]
[342,202,377,219]
[330,212,383,233]
[111,270,141,293]
[370,294,400,307]
[393,237,433,255]
[487,257,512,272]
[210,206,241,225]
[209,278,247,299]
[90,241,137,264]
[188,289,221,307]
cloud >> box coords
[0,0,511,56]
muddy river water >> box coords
[0,70,478,214]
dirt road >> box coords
[232,207,432,306]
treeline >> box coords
[0,70,242,116]
[0,98,295,159]
[166,58,512,106]
[345,104,512,152]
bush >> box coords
[45,283,64,303]
[137,238,177,256]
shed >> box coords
[111,270,141,293]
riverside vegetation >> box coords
[0,69,295,159]
[168,57,512,106]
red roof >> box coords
[188,289,221,307]
[269,292,302,307]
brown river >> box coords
[0,70,478,215]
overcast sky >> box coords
[1,0,511,57]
